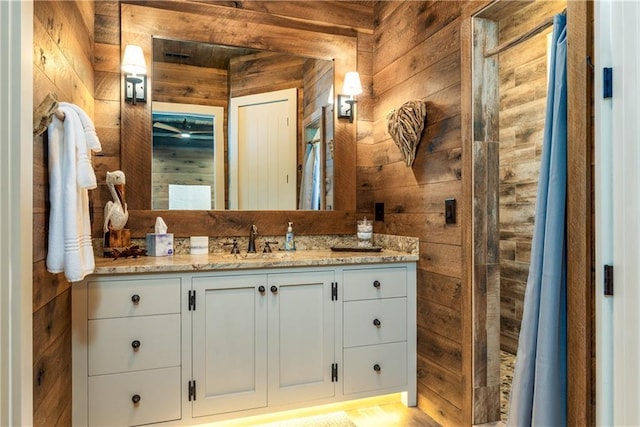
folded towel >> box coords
[60,102,101,189]
[46,104,99,282]
[61,102,102,152]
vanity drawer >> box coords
[87,277,180,319]
[88,314,180,376]
[88,366,181,427]
[343,267,407,301]
[343,342,407,395]
[343,298,407,348]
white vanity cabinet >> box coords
[190,269,335,418]
[73,260,416,426]
[341,266,413,399]
[73,276,182,427]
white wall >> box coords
[0,1,33,425]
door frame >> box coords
[461,1,594,425]
[0,0,33,425]
[151,102,226,210]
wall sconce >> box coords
[122,45,147,104]
[337,71,362,123]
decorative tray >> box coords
[330,246,383,252]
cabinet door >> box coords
[267,270,335,405]
[191,274,267,417]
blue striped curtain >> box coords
[507,13,568,427]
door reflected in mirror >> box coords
[152,102,225,209]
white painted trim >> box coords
[152,102,225,209]
[594,1,614,425]
[596,1,640,425]
[228,88,297,209]
[0,0,33,425]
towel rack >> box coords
[33,92,66,136]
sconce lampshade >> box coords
[122,45,147,75]
[342,72,362,96]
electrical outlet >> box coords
[375,202,384,222]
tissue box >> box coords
[146,233,174,257]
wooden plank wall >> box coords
[366,2,466,425]
[152,143,216,210]
[497,0,566,355]
[32,1,96,425]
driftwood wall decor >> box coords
[386,100,427,167]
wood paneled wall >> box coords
[497,0,566,355]
[366,2,466,425]
[32,1,96,425]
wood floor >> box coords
[211,395,440,426]
[345,401,440,426]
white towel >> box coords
[60,102,102,152]
[46,104,101,282]
[59,102,101,189]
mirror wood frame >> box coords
[121,3,357,235]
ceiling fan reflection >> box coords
[153,119,212,139]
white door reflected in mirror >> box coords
[229,88,298,210]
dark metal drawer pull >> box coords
[373,280,381,288]
[131,340,141,350]
[258,285,265,294]
[373,318,381,327]
[271,285,278,294]
[373,364,381,373]
[131,294,140,304]
[132,394,141,404]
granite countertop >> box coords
[93,248,418,275]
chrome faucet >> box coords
[248,224,258,253]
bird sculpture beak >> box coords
[114,184,126,207]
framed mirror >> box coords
[121,3,357,212]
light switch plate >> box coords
[375,202,384,222]
[445,198,456,224]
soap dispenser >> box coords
[284,221,296,251]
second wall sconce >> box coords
[122,44,147,104]
[337,71,362,123]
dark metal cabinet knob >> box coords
[373,364,381,373]
[373,318,381,327]
[258,285,266,294]
[131,340,141,350]
[270,285,278,294]
[131,294,140,304]
[373,280,381,288]
[132,394,141,404]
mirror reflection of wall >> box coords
[152,102,225,209]
[151,37,335,210]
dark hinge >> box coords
[188,380,197,401]
[189,290,196,311]
[331,282,338,301]
[604,264,614,296]
[331,363,338,382]
[603,67,613,98]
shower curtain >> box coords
[298,129,321,210]
[507,13,567,427]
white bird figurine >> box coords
[104,170,129,233]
